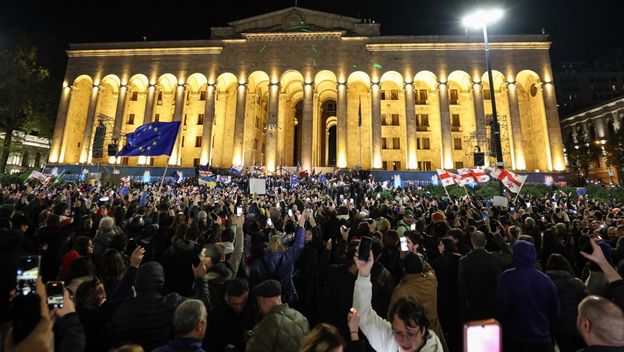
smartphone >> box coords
[267,217,273,226]
[358,236,373,262]
[509,207,515,214]
[46,281,64,310]
[400,236,409,252]
[464,319,502,352]
[288,209,293,217]
[410,223,416,230]
[482,212,489,221]
[350,198,354,204]
[16,256,41,296]
[236,207,243,216]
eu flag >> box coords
[117,121,181,157]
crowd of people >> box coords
[0,171,623,352]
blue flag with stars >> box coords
[117,121,181,157]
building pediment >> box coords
[210,7,380,39]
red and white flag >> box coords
[490,167,527,193]
[470,168,490,183]
[436,169,457,187]
[456,169,476,186]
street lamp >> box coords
[463,9,504,167]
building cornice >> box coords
[241,31,344,41]
[67,46,223,58]
[561,96,624,123]
[366,42,551,52]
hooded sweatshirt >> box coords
[107,262,210,351]
[497,240,560,344]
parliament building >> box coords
[48,7,566,173]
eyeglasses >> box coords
[392,329,421,340]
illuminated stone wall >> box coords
[48,7,566,172]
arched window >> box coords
[34,152,42,169]
[21,151,29,167]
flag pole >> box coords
[513,176,528,204]
[442,184,451,199]
[159,162,169,192]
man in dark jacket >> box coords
[203,278,258,352]
[497,240,560,352]
[246,279,309,352]
[106,260,210,351]
[458,231,501,322]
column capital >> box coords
[206,82,216,88]
[269,82,280,87]
[304,81,314,87]
[403,81,413,88]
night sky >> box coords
[1,0,622,83]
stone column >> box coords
[232,83,247,166]
[79,84,100,163]
[301,82,314,172]
[169,84,186,165]
[49,85,72,163]
[541,82,565,171]
[200,83,216,166]
[371,82,382,169]
[173,84,185,121]
[404,82,417,169]
[336,82,347,168]
[506,82,526,170]
[113,84,128,138]
[438,82,453,169]
[265,82,280,172]
[143,85,156,123]
[472,82,486,141]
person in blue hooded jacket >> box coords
[497,240,560,352]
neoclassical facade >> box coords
[560,95,624,184]
[48,7,565,173]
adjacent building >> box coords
[0,131,50,173]
[560,95,623,184]
[48,7,566,173]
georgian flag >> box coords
[490,167,527,193]
[470,168,490,183]
[500,170,527,193]
[436,169,457,187]
[456,168,476,185]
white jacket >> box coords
[353,274,444,352]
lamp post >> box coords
[463,9,504,167]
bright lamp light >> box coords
[463,9,504,29]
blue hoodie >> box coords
[497,240,560,344]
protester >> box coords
[2,169,624,352]
[354,249,443,352]
[245,279,309,352]
[153,299,208,352]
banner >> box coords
[249,178,267,194]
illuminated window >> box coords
[200,90,207,101]
[418,161,432,171]
[416,90,428,104]
[483,89,491,100]
[455,161,464,169]
[198,114,204,125]
[392,114,400,126]
[393,138,400,149]
[450,89,459,104]
[453,138,462,150]
[417,138,430,150]
[382,138,388,149]
[195,136,202,147]
[157,91,163,105]
[130,91,138,101]
[127,114,135,125]
[390,90,399,100]
[154,114,160,122]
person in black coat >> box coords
[161,227,201,296]
[431,237,462,352]
[106,260,210,351]
[203,278,259,352]
[458,231,501,322]
[545,254,587,352]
